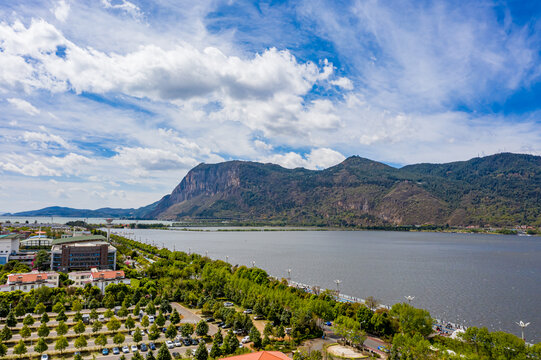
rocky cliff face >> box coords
[143,153,541,226]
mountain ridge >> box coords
[6,153,541,227]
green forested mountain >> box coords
[145,153,541,227]
[10,153,540,227]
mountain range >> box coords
[6,153,541,227]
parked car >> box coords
[102,348,109,355]
[98,314,105,322]
[325,321,332,326]
[149,315,155,323]
[166,340,175,349]
[243,309,252,314]
[183,339,191,346]
[131,345,138,352]
[224,302,234,307]
[122,345,130,353]
[241,336,251,344]
[41,355,48,360]
[233,329,245,335]
[253,315,264,320]
[113,347,120,355]
[205,317,214,322]
[217,322,225,328]
[223,323,232,329]
[141,343,148,352]
[191,338,199,345]
[172,352,181,359]
[174,339,182,347]
[149,342,156,350]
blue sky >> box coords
[0,0,540,212]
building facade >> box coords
[0,271,59,292]
[69,268,130,293]
[50,235,117,272]
[0,234,21,265]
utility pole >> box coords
[516,321,530,341]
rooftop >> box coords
[51,235,107,246]
[220,352,291,360]
[90,269,125,280]
[7,271,58,284]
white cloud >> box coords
[21,131,70,149]
[265,148,345,170]
[0,153,93,177]
[330,77,354,90]
[7,98,40,115]
[112,147,199,172]
[101,0,142,19]
[53,0,70,22]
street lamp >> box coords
[287,268,291,281]
[404,296,415,304]
[251,260,256,267]
[334,280,341,295]
[226,255,229,263]
[516,321,530,341]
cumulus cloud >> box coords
[101,0,142,19]
[53,0,70,22]
[21,131,70,149]
[265,148,345,170]
[7,98,40,115]
[0,153,93,177]
[112,147,199,172]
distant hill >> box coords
[9,153,541,227]
[6,206,138,218]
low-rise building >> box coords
[220,351,291,360]
[50,235,117,272]
[68,268,130,293]
[0,271,59,292]
[0,234,22,265]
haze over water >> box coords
[109,228,541,343]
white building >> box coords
[0,234,21,265]
[0,271,59,292]
[68,268,130,293]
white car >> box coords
[131,345,138,352]
[223,302,234,307]
[243,309,252,314]
[241,336,251,344]
[149,315,155,323]
[174,339,182,347]
[166,340,175,349]
[122,345,130,353]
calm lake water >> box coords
[109,228,541,343]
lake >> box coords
[109,228,541,343]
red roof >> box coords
[8,273,48,283]
[220,352,290,360]
[90,270,125,280]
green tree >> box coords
[213,330,223,345]
[141,315,150,328]
[390,333,431,359]
[52,302,65,313]
[126,315,136,330]
[23,313,35,325]
[13,339,27,359]
[166,323,178,339]
[20,324,32,339]
[6,311,17,327]
[133,303,141,316]
[57,321,68,336]
[210,341,222,359]
[249,326,262,349]
[113,332,126,345]
[74,320,86,334]
[73,311,83,322]
[156,312,166,327]
[195,341,208,360]
[146,301,156,316]
[147,350,157,360]
[181,323,194,338]
[74,354,83,360]
[118,304,129,317]
[226,330,239,354]
[196,319,209,337]
[0,343,8,357]
[104,308,114,318]
[390,303,433,337]
[14,302,26,316]
[0,325,13,340]
[157,343,172,360]
[104,294,116,309]
[134,327,143,344]
[34,337,49,354]
[37,322,50,337]
[41,312,50,324]
[275,325,285,339]
[56,309,67,322]
[170,309,181,324]
[161,298,172,313]
[95,334,108,347]
[90,308,98,320]
[74,335,88,350]
[107,316,122,331]
[55,335,69,354]
[263,322,273,337]
[262,334,270,348]
[92,319,103,333]
[133,352,145,360]
[72,299,83,312]
[35,249,50,270]
[149,324,161,340]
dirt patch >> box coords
[326,344,368,359]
